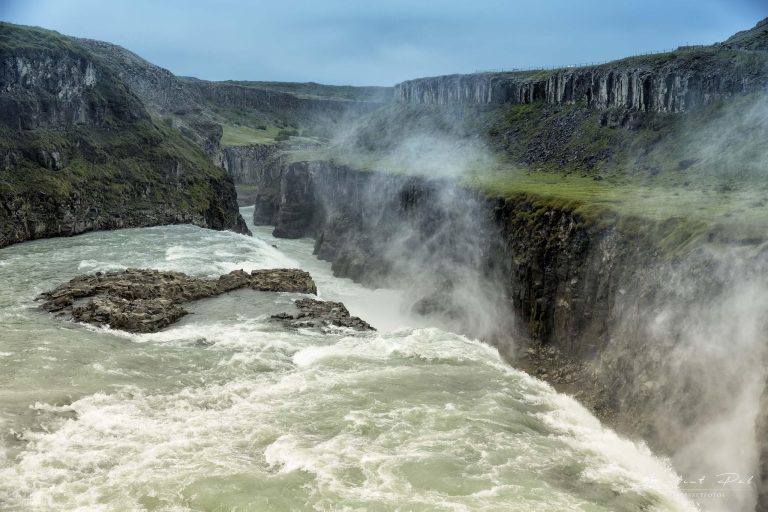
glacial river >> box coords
[0,207,695,511]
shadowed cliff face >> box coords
[0,23,249,248]
[0,48,145,130]
[394,61,766,113]
[602,248,768,512]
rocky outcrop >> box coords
[38,268,318,332]
[271,298,374,331]
[221,144,283,184]
[722,17,768,51]
[395,24,768,113]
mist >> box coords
[300,84,768,512]
[312,114,514,341]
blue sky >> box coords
[1,0,766,86]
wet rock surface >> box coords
[271,298,375,331]
[38,268,318,333]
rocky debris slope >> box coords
[272,298,374,331]
[38,268,318,333]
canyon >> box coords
[2,14,768,511]
[216,18,768,511]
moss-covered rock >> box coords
[0,22,249,248]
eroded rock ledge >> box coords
[37,268,319,333]
[272,298,375,331]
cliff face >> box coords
[0,43,146,133]
[394,32,768,113]
[220,144,283,185]
[220,144,285,218]
[258,159,629,349]
[0,23,249,248]
[0,169,246,249]
[73,38,199,115]
[394,62,765,113]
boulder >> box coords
[272,298,375,331]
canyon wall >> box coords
[254,159,768,511]
[394,49,768,113]
[0,23,249,248]
[0,171,245,249]
[0,46,146,131]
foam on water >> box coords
[0,210,696,511]
[0,327,694,511]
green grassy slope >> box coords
[221,80,393,102]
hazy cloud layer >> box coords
[1,0,766,85]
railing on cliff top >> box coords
[472,44,710,74]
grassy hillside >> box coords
[222,80,393,102]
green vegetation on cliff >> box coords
[221,80,393,102]
[287,83,768,253]
[221,124,282,146]
[0,22,247,248]
[0,121,229,209]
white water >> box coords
[0,207,695,511]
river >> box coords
[0,207,695,511]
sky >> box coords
[1,0,766,86]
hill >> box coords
[0,22,249,247]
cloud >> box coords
[1,0,766,84]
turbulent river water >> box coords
[0,207,696,511]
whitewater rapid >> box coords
[0,207,695,511]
